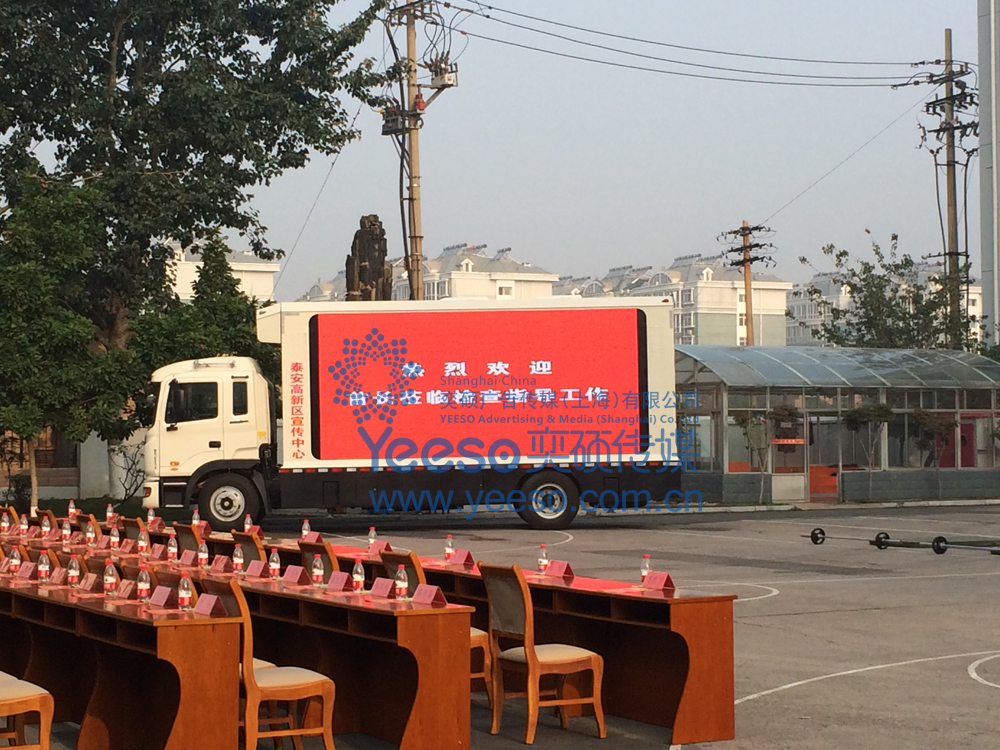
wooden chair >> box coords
[40,510,59,531]
[213,579,335,749]
[380,549,493,707]
[121,517,147,542]
[171,522,203,554]
[297,540,340,584]
[230,530,267,563]
[0,676,53,750]
[84,514,103,540]
[479,563,605,744]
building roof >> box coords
[666,253,787,284]
[676,345,1000,389]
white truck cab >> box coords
[142,357,276,528]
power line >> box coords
[458,2,920,67]
[456,8,913,82]
[763,90,933,222]
[273,106,364,293]
[459,30,898,88]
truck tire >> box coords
[518,472,579,530]
[199,473,262,532]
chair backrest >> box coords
[213,578,259,691]
[121,517,147,541]
[379,549,427,586]
[298,539,340,582]
[230,530,267,562]
[479,563,534,649]
[155,568,198,604]
[171,522,202,553]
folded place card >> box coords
[210,555,233,574]
[245,559,267,578]
[16,562,37,580]
[301,531,322,544]
[149,585,178,608]
[116,579,136,600]
[147,518,166,532]
[368,540,391,554]
[0,558,9,574]
[46,529,62,542]
[642,571,675,592]
[25,527,40,539]
[450,549,474,568]
[245,525,262,537]
[193,593,227,616]
[196,521,213,539]
[48,567,67,585]
[544,560,574,579]
[96,536,111,550]
[148,544,167,561]
[412,584,448,606]
[119,538,136,554]
[69,532,84,544]
[326,571,353,592]
[369,577,395,598]
[78,573,101,592]
[179,550,197,567]
[282,565,309,585]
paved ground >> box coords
[46,504,1000,748]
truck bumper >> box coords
[142,481,160,509]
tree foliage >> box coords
[791,235,980,350]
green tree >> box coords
[0,0,396,425]
[132,232,281,399]
[791,234,981,350]
[0,178,138,509]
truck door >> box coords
[159,379,224,478]
[224,376,261,461]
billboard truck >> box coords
[141,298,681,530]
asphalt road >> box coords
[44,504,1000,749]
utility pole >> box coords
[404,7,424,300]
[944,28,962,348]
[383,2,459,301]
[719,222,776,347]
[742,220,755,345]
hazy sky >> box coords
[254,1,980,301]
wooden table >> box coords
[239,578,473,750]
[0,576,241,750]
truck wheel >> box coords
[518,472,579,530]
[199,473,261,532]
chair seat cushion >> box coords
[500,644,597,664]
[470,626,487,638]
[254,666,331,689]
[0,679,49,701]
[240,658,276,681]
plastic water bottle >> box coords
[85,521,97,547]
[37,554,50,582]
[68,499,77,518]
[147,507,155,525]
[311,554,325,586]
[640,553,652,583]
[9,547,21,574]
[301,518,311,539]
[537,544,549,572]
[136,564,151,601]
[109,526,120,550]
[445,534,454,562]
[268,548,281,579]
[61,519,71,543]
[191,508,200,525]
[67,554,81,586]
[0,513,9,534]
[41,516,51,535]
[232,544,245,573]
[198,540,210,567]
[352,558,365,591]
[177,572,193,610]
[137,530,149,555]
[368,526,377,549]
[394,564,408,599]
[244,514,253,532]
[103,559,117,596]
[106,503,114,524]
[166,532,179,561]
[19,514,28,539]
